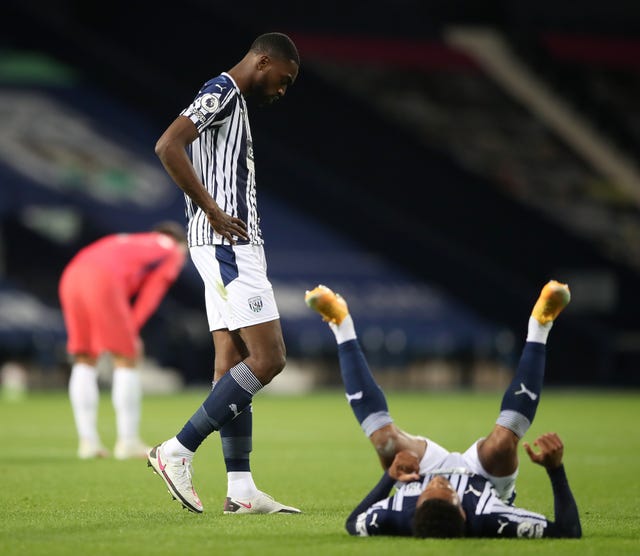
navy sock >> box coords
[220,404,252,472]
[177,362,262,452]
[497,342,546,437]
[338,340,393,436]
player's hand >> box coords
[523,432,564,470]
[388,450,421,482]
[206,206,248,244]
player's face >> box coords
[416,476,466,520]
[253,56,298,105]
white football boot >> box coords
[147,442,203,513]
[223,490,301,514]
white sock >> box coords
[69,363,100,443]
[111,367,142,444]
[163,436,195,460]
[227,471,258,499]
[527,316,553,344]
[328,314,357,344]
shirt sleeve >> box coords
[181,77,235,132]
[345,472,396,536]
[472,465,581,538]
[131,246,186,331]
[543,465,582,538]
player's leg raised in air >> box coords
[474,280,570,494]
[305,285,426,468]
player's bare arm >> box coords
[155,115,248,244]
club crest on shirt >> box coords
[248,296,263,313]
[404,482,423,496]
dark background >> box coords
[2,0,640,386]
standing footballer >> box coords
[148,33,300,514]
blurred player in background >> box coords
[148,32,300,514]
[305,281,581,538]
[59,222,188,460]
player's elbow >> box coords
[154,136,170,161]
[567,523,582,539]
[558,527,582,539]
[345,517,358,536]
[551,519,582,538]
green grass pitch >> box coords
[1,388,638,555]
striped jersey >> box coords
[180,72,261,247]
[352,471,551,538]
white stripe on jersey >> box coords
[476,481,493,514]
[451,474,469,499]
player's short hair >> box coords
[152,221,187,245]
[412,499,466,538]
[250,32,300,65]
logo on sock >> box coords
[514,383,538,401]
[345,391,363,403]
[229,403,241,418]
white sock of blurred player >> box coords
[111,367,142,445]
[68,362,101,448]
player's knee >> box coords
[492,440,517,462]
[248,352,286,385]
[484,426,519,454]
[479,432,519,475]
[266,354,286,382]
[370,426,403,466]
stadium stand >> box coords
[2,1,639,386]
[0,52,498,385]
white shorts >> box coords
[189,244,280,332]
[417,436,518,501]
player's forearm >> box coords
[131,277,172,331]
[158,145,218,213]
[547,465,582,538]
[345,471,395,535]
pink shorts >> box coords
[59,263,137,358]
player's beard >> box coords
[257,93,279,107]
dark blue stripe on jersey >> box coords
[221,109,235,217]
[215,245,238,286]
[236,118,249,223]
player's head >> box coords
[412,476,466,538]
[251,32,300,66]
[152,221,187,246]
[248,32,299,105]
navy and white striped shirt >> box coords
[180,72,261,247]
[346,466,581,538]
